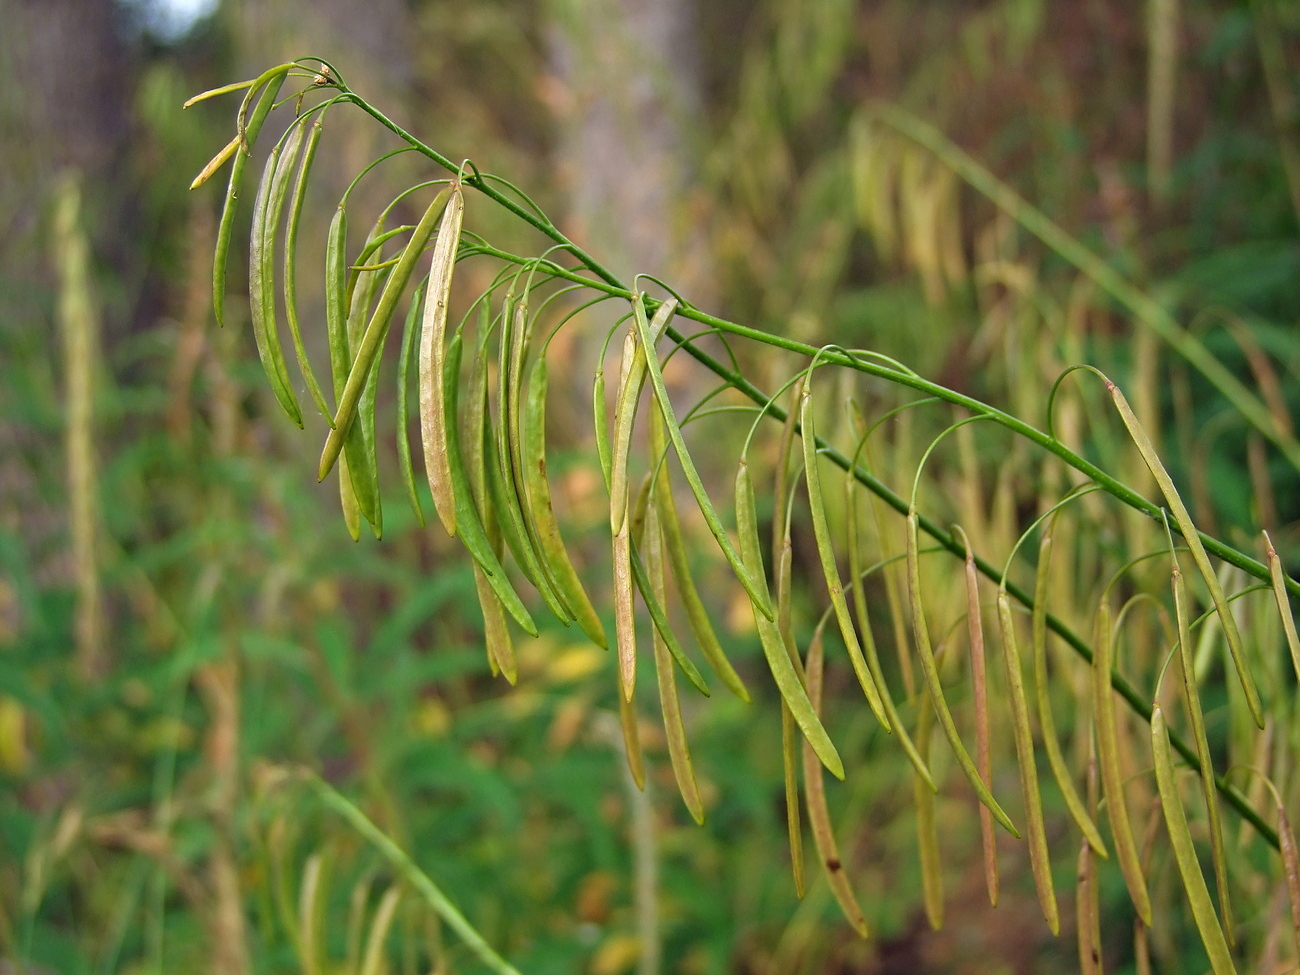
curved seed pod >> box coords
[1107,379,1263,728]
[1151,705,1239,975]
[644,498,705,823]
[419,186,465,537]
[443,330,537,636]
[325,204,349,396]
[593,367,612,487]
[297,851,327,975]
[1092,598,1153,925]
[996,591,1059,933]
[801,379,888,726]
[490,301,571,623]
[628,540,708,697]
[955,527,997,906]
[736,459,843,779]
[915,669,944,930]
[359,885,402,975]
[213,68,287,327]
[1264,531,1300,682]
[802,621,869,936]
[1278,802,1300,960]
[1172,562,1232,940]
[1033,530,1108,856]
[844,474,934,789]
[282,115,332,422]
[248,119,305,426]
[649,407,747,700]
[341,225,384,533]
[782,702,805,897]
[1077,835,1102,975]
[609,328,641,534]
[613,520,637,702]
[321,187,453,480]
[632,295,773,619]
[464,322,515,681]
[609,299,678,534]
[191,133,240,190]
[522,357,607,648]
[906,511,1018,836]
[618,683,645,791]
[396,284,426,526]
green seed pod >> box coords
[396,283,426,526]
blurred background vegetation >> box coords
[1,0,1298,972]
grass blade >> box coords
[1151,705,1239,975]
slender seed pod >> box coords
[489,301,571,623]
[609,328,641,536]
[522,357,607,648]
[1172,561,1232,939]
[781,702,805,897]
[1033,529,1108,856]
[321,187,452,480]
[802,621,869,936]
[736,458,843,779]
[359,885,402,975]
[248,120,305,426]
[1151,705,1238,975]
[297,852,327,975]
[649,408,747,699]
[593,367,612,487]
[443,331,537,636]
[1092,598,1153,925]
[955,526,997,906]
[906,511,1018,835]
[1107,378,1263,728]
[395,283,426,526]
[1077,834,1102,975]
[629,547,708,695]
[213,68,287,327]
[613,520,637,702]
[996,590,1059,933]
[915,668,944,930]
[1264,530,1300,682]
[340,223,384,532]
[644,498,705,823]
[618,683,645,791]
[632,295,772,619]
[191,133,240,190]
[282,115,333,422]
[845,473,934,789]
[419,186,465,537]
[338,453,362,541]
[1277,801,1300,960]
[801,377,888,727]
[325,204,349,399]
[464,322,516,682]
